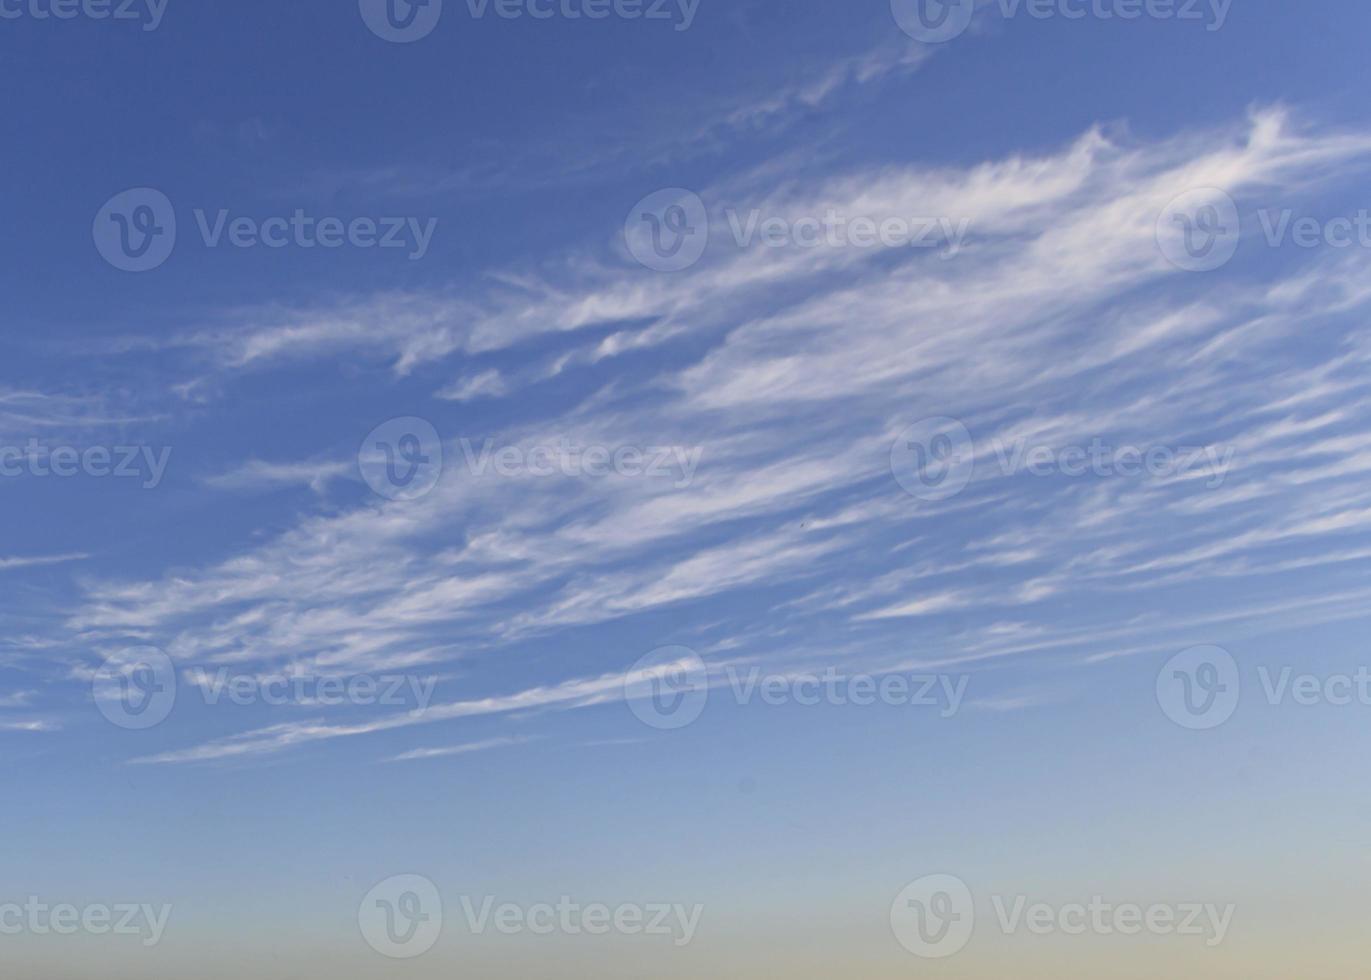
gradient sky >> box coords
[4,1,1371,977]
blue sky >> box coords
[4,0,1371,976]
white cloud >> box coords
[384,735,536,763]
[59,106,1371,767]
[202,458,353,494]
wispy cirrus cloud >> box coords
[201,458,354,494]
[384,735,538,763]
[56,105,1371,768]
[0,554,89,572]
[0,719,61,733]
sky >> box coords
[3,0,1371,976]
